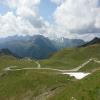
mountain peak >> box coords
[90,37,100,43]
[92,37,100,41]
[0,48,18,57]
[81,37,100,47]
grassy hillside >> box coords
[0,55,37,71]
[49,69,100,100]
[0,55,71,100]
[0,70,70,100]
[40,44,100,70]
[79,61,100,72]
[0,62,71,100]
[0,44,100,100]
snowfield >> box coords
[62,72,90,80]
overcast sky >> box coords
[0,0,100,40]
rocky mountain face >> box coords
[52,37,85,49]
[0,48,18,57]
[0,35,86,59]
[0,35,57,59]
[81,37,100,47]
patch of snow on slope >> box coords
[63,72,90,79]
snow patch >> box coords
[63,72,90,79]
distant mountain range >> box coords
[52,37,85,49]
[0,35,86,59]
[0,48,17,57]
[81,37,100,47]
[0,35,57,59]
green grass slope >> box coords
[0,44,99,100]
[40,44,100,70]
[79,61,100,72]
[0,55,37,71]
[0,55,71,100]
[49,69,100,100]
[0,68,71,100]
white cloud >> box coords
[16,6,36,17]
[0,0,40,17]
[51,0,64,5]
[0,0,40,9]
[0,11,50,37]
[0,0,100,40]
[95,12,100,28]
[54,0,100,33]
[0,12,39,37]
[0,0,50,37]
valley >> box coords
[0,0,100,99]
[1,57,100,80]
[0,39,100,100]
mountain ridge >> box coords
[0,35,57,59]
[80,37,100,47]
[0,48,18,57]
[0,35,85,59]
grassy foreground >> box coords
[49,69,100,100]
[0,55,71,100]
[40,44,100,70]
[0,69,72,100]
[0,44,100,100]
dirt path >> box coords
[35,61,41,68]
[1,58,100,80]
[3,58,100,72]
[62,58,100,72]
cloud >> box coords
[0,0,100,40]
[0,0,40,17]
[54,0,100,34]
[51,0,64,5]
[0,11,50,37]
[95,12,100,28]
[0,0,50,37]
[0,12,38,37]
[0,0,40,9]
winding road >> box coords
[3,58,100,73]
[0,58,99,80]
[35,61,41,68]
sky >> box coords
[0,0,100,40]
